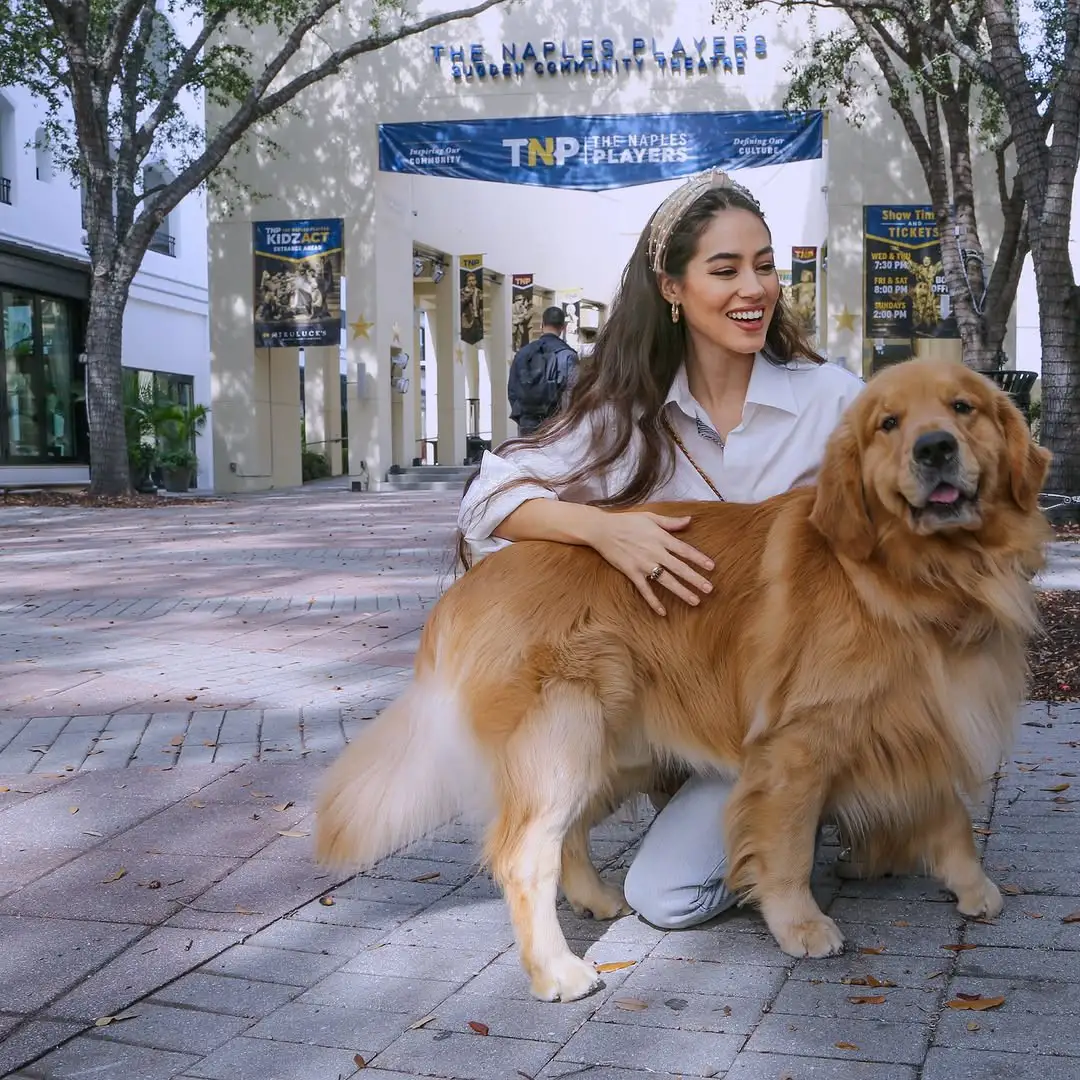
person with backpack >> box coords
[507,306,579,436]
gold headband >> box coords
[647,168,763,274]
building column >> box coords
[209,214,303,491]
[435,255,467,466]
[487,275,511,446]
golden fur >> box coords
[315,358,1052,1003]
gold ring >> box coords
[647,564,664,582]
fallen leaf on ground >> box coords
[848,995,886,1005]
[169,735,184,746]
[94,1012,138,1027]
[972,827,992,837]
[82,830,104,837]
[1061,910,1080,924]
[843,975,896,988]
[942,944,978,952]
[893,920,910,927]
[408,1014,436,1030]
[614,998,649,1011]
[1044,783,1071,792]
[595,960,636,973]
[353,1054,366,1068]
[947,995,1005,1011]
[858,946,885,955]
[189,800,206,809]
[272,802,294,812]
[467,1021,490,1035]
[250,791,273,799]
[203,741,217,748]
[319,896,335,906]
[277,830,308,838]
[967,1020,981,1031]
[68,806,78,814]
[413,871,441,882]
[1000,884,1023,895]
[100,868,127,883]
[234,905,259,915]
[835,1041,859,1051]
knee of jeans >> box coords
[623,861,704,931]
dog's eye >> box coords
[881,415,899,432]
[952,399,974,415]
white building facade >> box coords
[208,0,1026,493]
[0,85,212,490]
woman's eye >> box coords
[757,263,776,274]
[881,415,899,432]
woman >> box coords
[457,168,864,930]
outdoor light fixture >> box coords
[413,257,425,277]
[391,351,410,373]
[392,376,410,394]
[432,261,445,284]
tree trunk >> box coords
[1037,278,1080,521]
[85,274,135,497]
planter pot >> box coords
[162,466,193,493]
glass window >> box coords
[1,290,84,463]
[3,291,40,459]
[40,297,75,458]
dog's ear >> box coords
[997,391,1051,512]
[809,418,876,560]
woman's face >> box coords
[661,208,780,357]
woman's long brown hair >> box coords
[455,185,823,571]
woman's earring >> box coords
[671,301,681,324]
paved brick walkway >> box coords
[2,482,1080,1079]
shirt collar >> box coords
[664,352,799,420]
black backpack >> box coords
[510,338,576,420]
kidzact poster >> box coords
[253,219,343,348]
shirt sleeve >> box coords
[457,413,611,560]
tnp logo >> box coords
[502,136,581,167]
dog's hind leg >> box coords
[560,808,630,921]
[918,790,1003,919]
[725,737,845,959]
[485,683,607,1002]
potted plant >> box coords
[152,402,208,492]
[158,446,198,492]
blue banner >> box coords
[252,218,344,349]
[377,111,823,191]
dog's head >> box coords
[809,359,1052,560]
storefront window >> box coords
[1,289,83,463]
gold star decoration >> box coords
[391,322,402,345]
[834,306,858,332]
[454,345,464,364]
[349,315,374,340]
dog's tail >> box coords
[314,678,486,871]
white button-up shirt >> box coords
[459,354,865,560]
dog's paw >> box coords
[567,882,631,921]
[529,953,604,1003]
[956,874,1003,919]
[771,913,846,959]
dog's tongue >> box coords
[928,484,961,504]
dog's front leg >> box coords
[725,739,845,959]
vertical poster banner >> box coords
[790,247,818,337]
[511,274,535,353]
[459,254,485,345]
[863,206,958,340]
[253,219,344,348]
[557,287,583,351]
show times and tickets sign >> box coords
[378,111,823,192]
[863,206,958,340]
[431,33,768,82]
[253,219,344,348]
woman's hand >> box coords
[583,510,715,616]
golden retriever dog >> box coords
[316,358,1052,1003]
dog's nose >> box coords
[912,430,958,468]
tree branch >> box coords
[98,0,150,90]
[127,0,508,252]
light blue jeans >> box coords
[623,772,824,930]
